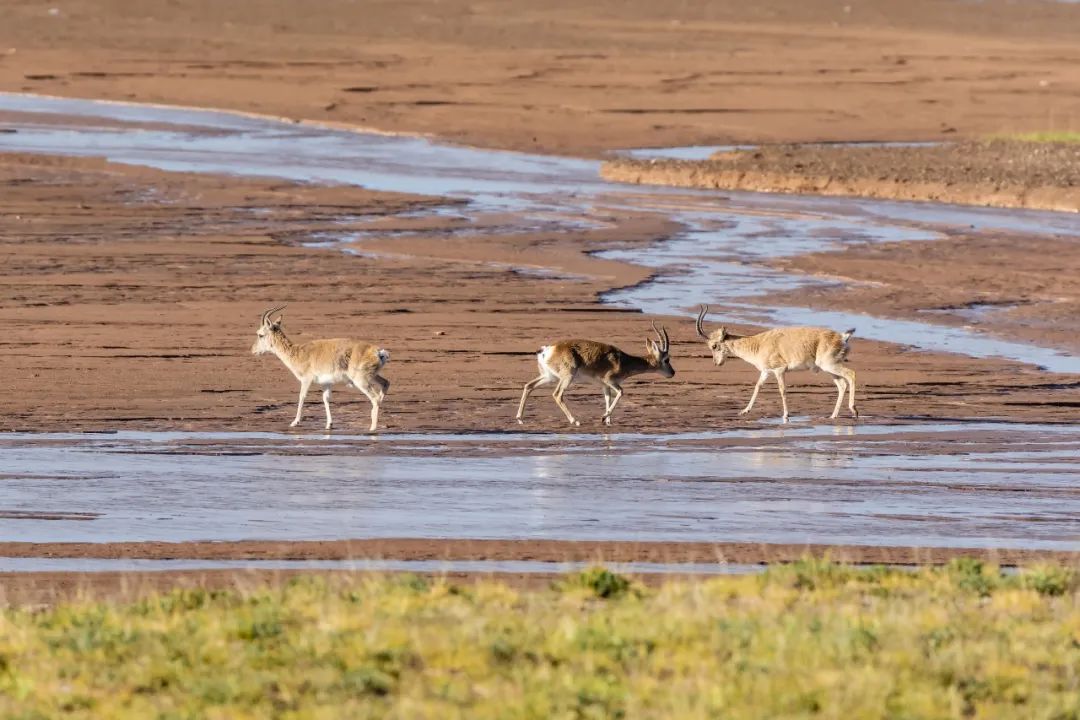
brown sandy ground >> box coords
[601,141,1080,211]
[764,232,1080,362]
[2,152,1077,433]
[2,538,1076,607]
[0,570,567,608]
[1,0,1079,156]
[3,539,1075,567]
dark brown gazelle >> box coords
[251,305,391,432]
[696,304,858,423]
[516,322,675,427]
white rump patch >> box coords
[537,345,559,379]
[377,349,390,366]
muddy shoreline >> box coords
[3,539,1075,567]
[0,569,576,606]
[4,541,1076,607]
[763,231,1080,358]
[601,142,1080,212]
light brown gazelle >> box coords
[251,305,390,432]
[516,323,676,426]
[696,305,857,423]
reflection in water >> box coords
[742,445,855,474]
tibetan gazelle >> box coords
[250,305,390,432]
[516,323,675,426]
[696,305,857,423]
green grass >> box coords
[2,560,1079,719]
[995,130,1080,144]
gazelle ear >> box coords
[645,338,655,354]
[717,327,728,341]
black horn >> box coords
[261,304,286,326]
[695,304,710,339]
[650,321,670,352]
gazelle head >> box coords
[647,322,675,377]
[696,305,731,366]
[251,305,286,355]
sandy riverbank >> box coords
[601,141,1080,212]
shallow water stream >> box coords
[2,93,1078,371]
[1,424,1076,550]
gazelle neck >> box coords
[623,351,661,377]
[724,335,755,362]
[269,330,301,373]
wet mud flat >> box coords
[602,141,1080,212]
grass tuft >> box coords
[556,566,640,599]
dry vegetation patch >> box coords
[1,561,1077,718]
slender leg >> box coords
[829,375,846,419]
[602,385,612,414]
[516,374,553,424]
[839,366,858,418]
[353,383,381,432]
[602,382,624,426]
[739,371,769,416]
[290,379,312,427]
[373,375,390,403]
[822,364,858,418]
[774,369,790,423]
[552,377,580,426]
[322,387,333,430]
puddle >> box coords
[0,557,763,575]
[1,425,1076,551]
[620,141,939,162]
[1,93,1078,371]
[918,302,1022,325]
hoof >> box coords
[516,418,524,425]
[738,409,750,416]
[289,421,300,428]
[570,420,580,427]
[603,417,612,426]
[781,416,790,424]
[851,408,860,419]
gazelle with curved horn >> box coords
[516,322,675,426]
[251,305,390,432]
[696,305,857,423]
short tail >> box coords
[377,348,390,366]
[838,329,855,361]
